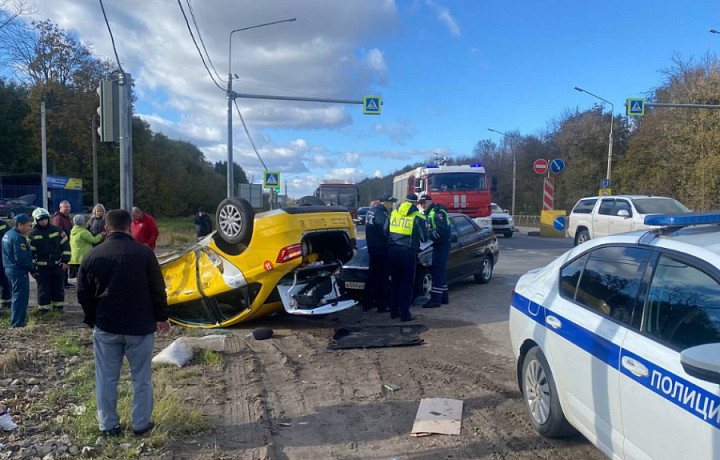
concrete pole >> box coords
[118,73,133,212]
[92,114,98,206]
[41,100,48,210]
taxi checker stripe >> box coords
[511,291,720,429]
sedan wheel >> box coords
[8,211,15,219]
[473,256,493,284]
[521,347,575,437]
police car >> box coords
[509,213,720,459]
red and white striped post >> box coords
[543,177,554,210]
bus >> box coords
[392,163,492,227]
[315,180,360,218]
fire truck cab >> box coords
[392,163,492,228]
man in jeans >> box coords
[77,209,170,437]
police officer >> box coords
[418,194,450,308]
[1,214,35,327]
[362,193,397,312]
[384,193,428,322]
[0,219,11,309]
[29,208,71,313]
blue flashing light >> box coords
[424,164,440,168]
[644,212,720,227]
[470,163,484,168]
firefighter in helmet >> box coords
[29,207,71,313]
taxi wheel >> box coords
[473,256,493,284]
[574,229,590,246]
[521,347,575,437]
[216,198,254,245]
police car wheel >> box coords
[473,256,493,284]
[574,229,590,246]
[521,347,575,437]
[216,198,254,246]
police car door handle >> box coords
[621,356,649,377]
[545,315,562,329]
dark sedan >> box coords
[0,195,38,219]
[340,213,500,301]
[354,206,370,225]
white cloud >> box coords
[345,152,361,166]
[425,1,460,37]
[373,119,416,144]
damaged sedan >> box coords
[159,198,357,328]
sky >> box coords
[25,0,720,198]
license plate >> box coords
[344,281,365,290]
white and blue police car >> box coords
[509,213,720,460]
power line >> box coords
[98,0,125,75]
[176,0,225,92]
[233,99,268,171]
[185,0,225,85]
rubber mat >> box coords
[328,324,428,349]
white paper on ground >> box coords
[411,398,463,436]
[152,335,227,367]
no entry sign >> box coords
[533,159,549,174]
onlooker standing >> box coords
[193,207,212,238]
[384,193,428,322]
[77,209,171,437]
[87,204,107,237]
[0,219,11,310]
[1,214,36,327]
[52,200,74,288]
[131,207,159,250]
[30,208,71,313]
[362,193,396,313]
[418,194,450,309]
[70,214,103,279]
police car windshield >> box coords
[633,198,689,214]
[428,173,487,192]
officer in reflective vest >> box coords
[29,208,71,313]
[362,193,397,313]
[384,193,428,322]
[418,194,450,308]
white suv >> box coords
[567,195,689,246]
[510,213,720,459]
[490,203,515,238]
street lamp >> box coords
[574,86,614,185]
[487,128,516,218]
[227,18,296,198]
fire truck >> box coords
[314,180,360,218]
[392,163,492,227]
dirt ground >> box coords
[1,281,603,460]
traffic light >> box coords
[96,79,120,142]
[274,187,280,193]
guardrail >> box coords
[513,215,541,227]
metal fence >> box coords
[513,215,541,228]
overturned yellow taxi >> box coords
[159,198,357,328]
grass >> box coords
[0,349,22,378]
[155,215,214,248]
[37,337,218,459]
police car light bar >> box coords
[644,212,720,227]
[424,165,440,168]
[470,163,484,168]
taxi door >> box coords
[619,253,720,460]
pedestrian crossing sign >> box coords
[263,171,280,188]
[626,98,645,116]
[364,96,381,115]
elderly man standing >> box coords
[131,207,159,250]
[1,214,36,327]
[78,209,170,437]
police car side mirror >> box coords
[450,233,458,243]
[680,343,720,385]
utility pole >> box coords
[41,100,48,210]
[118,73,133,212]
[92,114,98,206]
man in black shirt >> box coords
[77,209,170,437]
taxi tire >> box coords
[521,347,575,438]
[216,198,254,246]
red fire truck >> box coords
[314,180,360,218]
[392,163,492,226]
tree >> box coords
[213,161,249,187]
